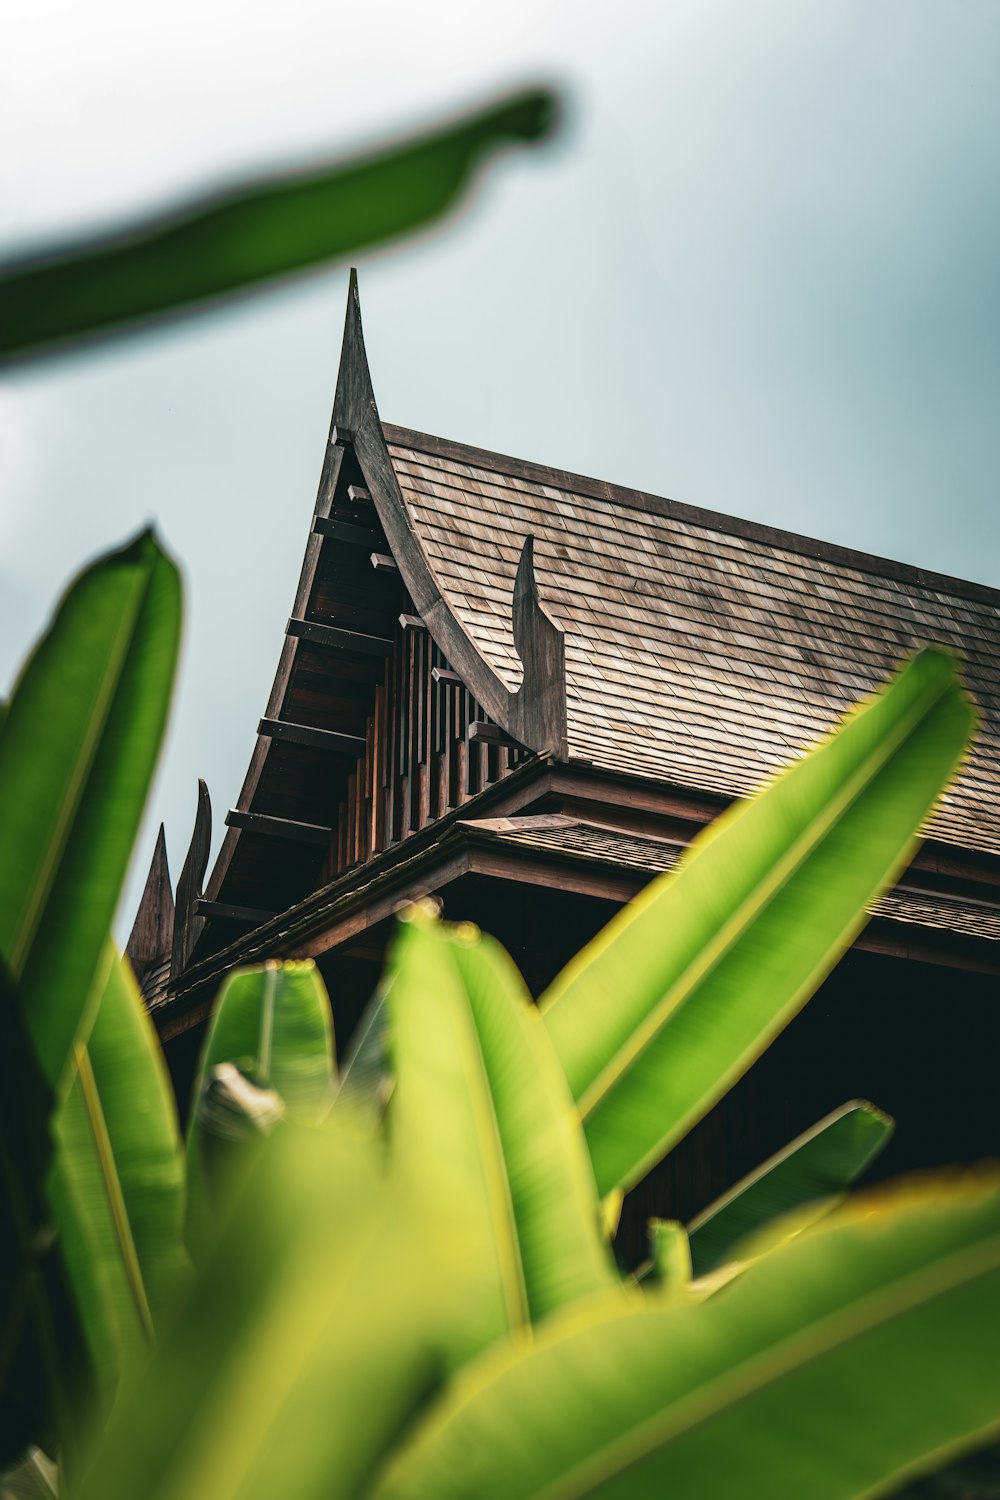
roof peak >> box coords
[383,422,999,610]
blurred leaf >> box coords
[688,1099,894,1275]
[77,1113,447,1500]
[184,961,334,1258]
[372,1172,1000,1500]
[47,950,190,1405]
[0,532,180,1091]
[386,912,620,1365]
[540,649,974,1197]
[337,984,393,1116]
[640,1219,692,1298]
[0,966,88,1471]
[0,89,557,366]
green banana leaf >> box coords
[0,90,556,365]
[385,910,620,1363]
[184,961,335,1258]
[76,1113,447,1500]
[371,1171,1000,1500]
[0,966,88,1472]
[540,649,973,1197]
[47,950,190,1403]
[687,1099,894,1275]
[0,532,181,1090]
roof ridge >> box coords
[382,422,1000,610]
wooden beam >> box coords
[312,515,380,547]
[370,552,399,574]
[347,484,371,504]
[330,424,352,446]
[195,899,277,925]
[225,810,333,846]
[468,720,518,747]
[286,617,392,656]
[432,666,463,685]
[258,718,366,754]
[399,613,425,632]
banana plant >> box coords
[4,546,992,1500]
[0,533,181,1466]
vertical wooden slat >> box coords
[456,742,469,807]
[434,750,447,820]
[442,669,455,814]
[400,774,412,839]
[354,764,365,865]
[373,682,386,853]
[418,762,431,829]
[346,771,357,868]
[397,616,410,780]
[415,630,426,764]
[337,799,347,874]
[362,714,375,861]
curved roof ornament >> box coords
[171,778,212,979]
[333,270,567,756]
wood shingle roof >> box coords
[386,425,1000,858]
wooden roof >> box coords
[385,427,1000,858]
[136,273,1000,1012]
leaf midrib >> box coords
[452,966,531,1332]
[72,1039,154,1342]
[575,672,952,1124]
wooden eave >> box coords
[151,753,1000,1041]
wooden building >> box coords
[131,274,1000,1262]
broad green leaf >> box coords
[47,950,190,1403]
[0,90,556,365]
[184,961,335,1258]
[0,532,180,1090]
[541,650,974,1197]
[688,1099,893,1275]
[386,911,619,1363]
[371,1171,1000,1500]
[0,966,88,1472]
[77,1113,448,1500]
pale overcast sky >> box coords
[2,0,998,932]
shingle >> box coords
[387,433,1000,858]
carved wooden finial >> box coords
[125,823,174,990]
[509,535,568,757]
[171,778,212,980]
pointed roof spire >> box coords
[125,823,174,988]
[172,778,212,979]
